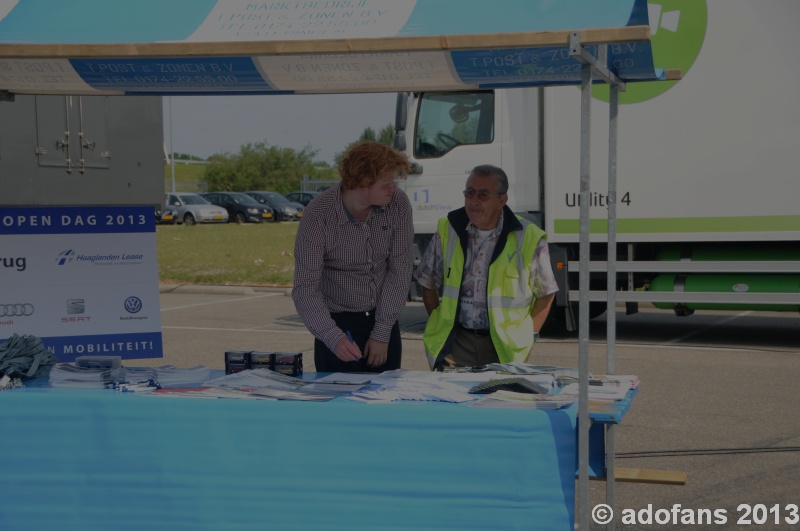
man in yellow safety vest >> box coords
[413,164,558,370]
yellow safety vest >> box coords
[423,213,545,369]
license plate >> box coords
[213,215,223,220]
[264,213,272,218]
[297,213,302,218]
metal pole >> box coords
[605,81,620,531]
[169,96,176,193]
[578,60,592,531]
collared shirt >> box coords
[293,184,414,351]
[414,211,558,330]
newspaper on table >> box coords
[561,375,639,402]
[347,377,476,403]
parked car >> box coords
[201,191,274,223]
[285,191,322,207]
[165,192,229,225]
[245,191,303,222]
[155,207,177,225]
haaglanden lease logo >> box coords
[55,249,144,266]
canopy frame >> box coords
[0,3,672,527]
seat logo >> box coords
[67,299,85,314]
[0,303,35,317]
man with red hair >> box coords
[293,141,413,373]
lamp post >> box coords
[169,96,176,193]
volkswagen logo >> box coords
[0,303,35,317]
[124,296,143,314]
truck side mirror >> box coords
[395,93,408,131]
[394,131,406,151]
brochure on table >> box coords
[0,206,163,361]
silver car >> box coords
[165,193,229,225]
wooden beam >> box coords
[591,467,688,485]
[0,26,650,59]
[665,69,683,80]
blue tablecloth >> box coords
[0,386,577,530]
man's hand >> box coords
[363,338,388,368]
[531,293,556,333]
[334,336,362,362]
[421,287,440,316]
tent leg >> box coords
[605,81,620,531]
[577,59,592,531]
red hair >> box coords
[339,141,411,190]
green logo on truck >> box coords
[594,0,707,104]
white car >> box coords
[165,193,229,225]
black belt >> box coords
[458,325,490,337]
[331,310,373,317]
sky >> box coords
[162,93,397,165]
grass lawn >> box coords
[157,222,298,286]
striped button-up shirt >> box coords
[293,184,414,351]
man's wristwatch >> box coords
[533,332,540,342]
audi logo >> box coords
[0,303,35,317]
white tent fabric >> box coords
[0,0,662,95]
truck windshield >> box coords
[414,91,494,159]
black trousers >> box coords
[314,311,402,373]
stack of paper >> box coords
[347,377,475,404]
[202,368,306,389]
[122,366,158,384]
[560,375,638,402]
[469,391,577,410]
[592,375,640,390]
[49,363,121,388]
[153,365,212,387]
[483,362,589,386]
[199,369,343,401]
[314,373,373,385]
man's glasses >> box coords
[463,188,502,201]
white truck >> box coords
[395,0,800,330]
[0,94,164,208]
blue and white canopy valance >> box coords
[0,0,664,95]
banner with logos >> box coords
[0,0,662,95]
[0,206,162,362]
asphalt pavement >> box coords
[146,284,800,530]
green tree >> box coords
[333,123,396,166]
[377,124,395,146]
[204,142,337,194]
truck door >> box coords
[401,91,501,237]
[35,95,110,174]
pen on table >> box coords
[346,330,362,360]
